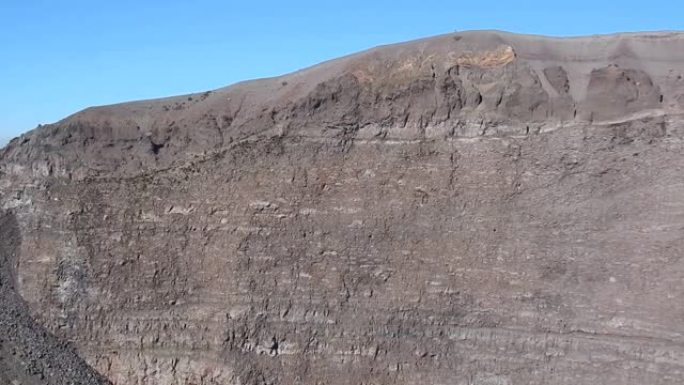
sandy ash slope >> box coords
[2,30,684,384]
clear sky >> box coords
[1,0,682,145]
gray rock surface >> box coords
[0,209,110,384]
[2,30,684,384]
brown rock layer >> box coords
[2,30,684,385]
[0,208,110,384]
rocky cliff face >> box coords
[2,30,684,385]
[0,204,109,384]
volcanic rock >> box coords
[2,30,684,385]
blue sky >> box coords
[1,0,682,145]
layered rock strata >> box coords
[2,30,684,384]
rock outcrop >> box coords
[0,208,110,384]
[2,30,684,385]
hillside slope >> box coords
[2,30,684,385]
